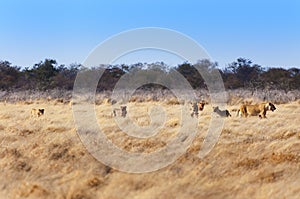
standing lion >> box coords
[237,102,276,118]
[31,108,45,117]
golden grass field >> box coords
[0,99,300,199]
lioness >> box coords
[112,106,127,117]
[31,108,45,117]
[213,106,231,117]
[237,102,276,118]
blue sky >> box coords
[0,0,299,69]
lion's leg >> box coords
[259,110,267,118]
[262,110,267,118]
[113,110,117,117]
[243,111,248,117]
[243,107,248,117]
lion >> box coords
[31,108,45,117]
[237,102,276,118]
[198,102,205,111]
[190,102,206,118]
[112,106,127,117]
[213,106,231,117]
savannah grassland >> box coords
[0,98,300,199]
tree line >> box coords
[0,58,299,91]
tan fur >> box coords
[69,100,73,107]
[198,102,205,111]
[231,108,239,112]
[190,101,205,118]
[31,108,45,117]
[237,102,276,118]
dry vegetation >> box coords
[0,96,300,198]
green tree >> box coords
[0,61,21,89]
[29,59,59,90]
[52,63,80,90]
[224,58,263,89]
[288,68,300,89]
[261,68,293,90]
[176,62,205,89]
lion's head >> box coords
[266,102,276,112]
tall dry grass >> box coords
[0,97,299,198]
[1,89,300,105]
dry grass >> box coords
[0,99,299,198]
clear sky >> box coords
[0,0,299,69]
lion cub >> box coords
[112,106,127,117]
[213,106,231,117]
[31,108,45,117]
[190,102,205,117]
